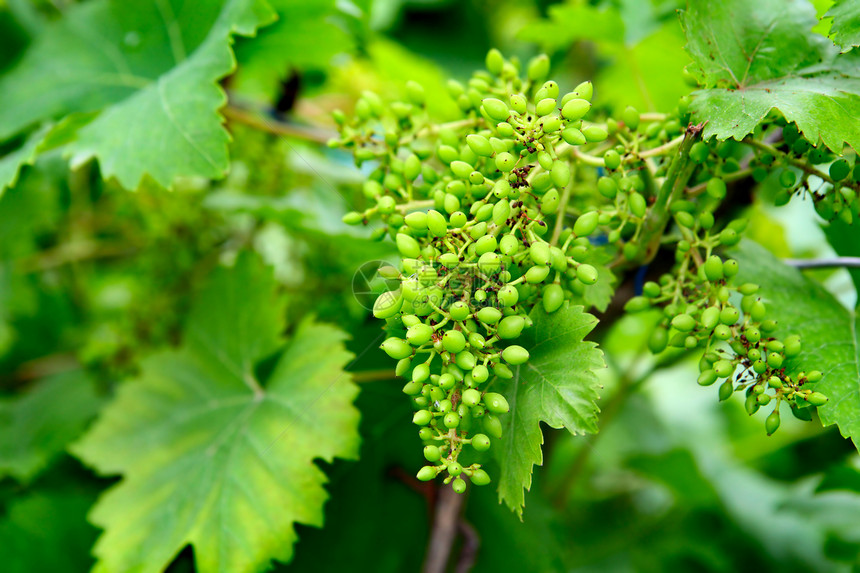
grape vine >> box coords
[334,49,831,491]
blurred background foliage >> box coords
[1,0,860,571]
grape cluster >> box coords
[624,214,827,431]
[333,49,828,489]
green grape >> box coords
[483,392,510,414]
[621,106,639,130]
[417,466,438,481]
[470,469,491,486]
[574,211,599,237]
[603,150,621,170]
[765,410,780,435]
[629,192,647,217]
[483,414,503,438]
[444,412,461,428]
[582,125,607,142]
[807,392,828,406]
[381,337,412,359]
[407,324,434,346]
[671,314,696,332]
[482,97,510,122]
[561,98,591,120]
[466,133,494,157]
[576,264,599,285]
[502,345,529,365]
[472,434,491,451]
[498,315,525,339]
[443,330,467,353]
[413,410,433,425]
[779,170,796,188]
[452,478,467,494]
[449,301,471,321]
[718,380,733,401]
[703,255,724,281]
[542,283,565,313]
[562,127,586,145]
[648,327,668,353]
[495,152,516,172]
[424,445,441,462]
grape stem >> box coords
[222,105,336,144]
[783,257,860,269]
[743,138,860,192]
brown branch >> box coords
[455,519,479,573]
[423,485,464,573]
[222,105,337,144]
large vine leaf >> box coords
[0,370,102,482]
[825,0,860,51]
[71,254,361,573]
[733,240,860,449]
[682,0,860,152]
[0,0,276,190]
[494,305,605,517]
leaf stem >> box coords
[222,105,336,144]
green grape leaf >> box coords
[517,3,624,52]
[0,113,95,196]
[825,0,860,51]
[733,240,860,449]
[0,0,276,189]
[0,370,102,482]
[0,488,100,573]
[494,305,604,517]
[71,253,361,573]
[233,0,352,100]
[682,0,860,152]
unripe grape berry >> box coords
[576,264,599,285]
[477,307,503,325]
[779,170,796,188]
[483,392,510,414]
[475,235,498,255]
[698,369,717,386]
[438,373,456,390]
[784,335,802,357]
[528,54,550,81]
[456,351,477,370]
[497,285,519,307]
[485,49,504,74]
[502,345,529,365]
[718,380,733,401]
[649,327,668,353]
[483,414,503,438]
[396,357,412,377]
[625,296,650,313]
[417,466,437,481]
[750,300,767,322]
[701,306,720,330]
[466,133,494,157]
[711,325,730,341]
[765,410,780,435]
[706,178,727,200]
[470,469,491,486]
[530,242,551,265]
[562,127,586,145]
[830,158,851,181]
[412,363,430,383]
[427,210,447,236]
[628,192,647,218]
[472,434,491,452]
[413,410,433,425]
[373,290,403,319]
[720,306,739,325]
[542,283,565,313]
[478,252,502,273]
[526,265,550,284]
[498,315,526,339]
[536,97,556,116]
[495,152,515,172]
[603,150,621,170]
[452,478,467,494]
[462,388,482,407]
[561,98,591,120]
[582,125,608,142]
[443,330,467,353]
[382,337,412,359]
[482,97,510,122]
[671,313,696,332]
[472,364,489,384]
[703,255,724,281]
[510,94,528,115]
[574,211,599,237]
[407,324,434,346]
[447,461,463,476]
[443,412,460,428]
[424,445,441,462]
[714,360,734,378]
[807,392,828,406]
[767,352,783,369]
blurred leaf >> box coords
[733,240,860,449]
[0,113,95,195]
[825,0,860,50]
[233,0,353,101]
[519,1,687,112]
[495,304,604,517]
[683,0,860,152]
[0,488,99,573]
[0,371,102,482]
[0,0,276,189]
[72,253,361,573]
